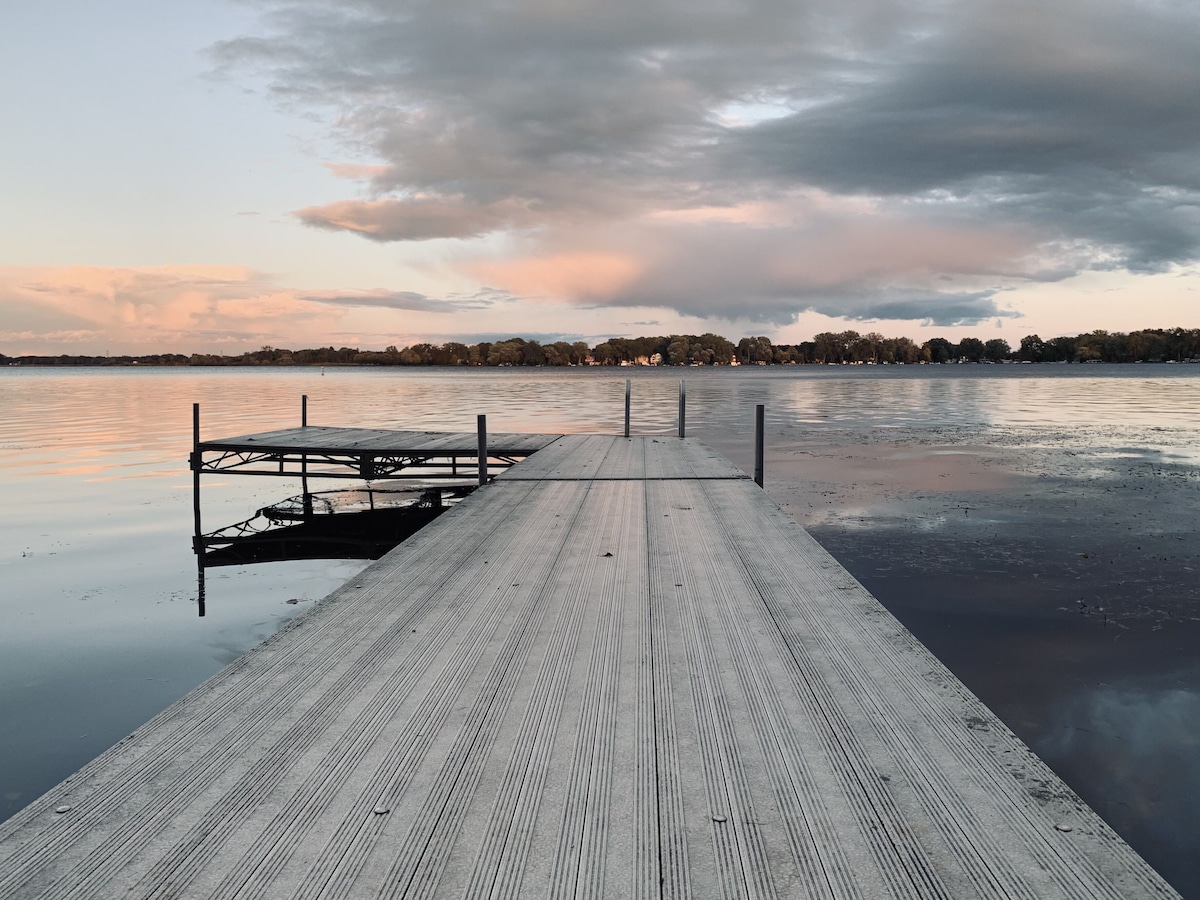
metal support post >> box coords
[477,414,488,485]
[624,379,631,438]
[301,395,311,516]
[191,403,202,544]
[754,404,765,488]
[191,403,205,617]
[678,380,686,438]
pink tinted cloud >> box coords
[469,252,645,302]
[0,265,345,354]
[458,206,1033,320]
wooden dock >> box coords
[0,434,1179,898]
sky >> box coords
[2,0,1198,356]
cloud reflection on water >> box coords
[1034,677,1200,872]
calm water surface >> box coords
[1,365,1197,895]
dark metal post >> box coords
[300,395,311,517]
[477,414,488,485]
[191,403,202,543]
[678,380,686,438]
[754,404,765,488]
[191,403,205,617]
[624,379,631,438]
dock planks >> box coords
[0,435,1179,899]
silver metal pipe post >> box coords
[754,403,765,487]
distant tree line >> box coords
[3,327,1198,367]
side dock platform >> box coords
[0,434,1179,898]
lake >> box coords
[1,364,1197,897]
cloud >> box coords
[296,197,539,241]
[213,0,1200,323]
[0,266,475,354]
[0,329,101,346]
[472,201,1029,322]
[301,288,494,311]
[0,265,332,352]
[323,162,392,181]
[407,331,591,345]
[471,252,644,303]
[729,1,1200,270]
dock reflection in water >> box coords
[194,485,471,612]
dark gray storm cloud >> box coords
[213,0,1200,323]
[732,2,1200,270]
